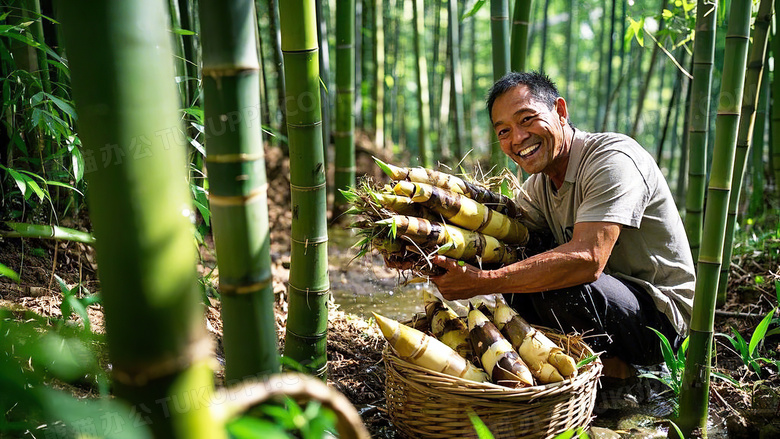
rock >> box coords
[588,426,621,438]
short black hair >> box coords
[486,71,562,124]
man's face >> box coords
[491,85,570,177]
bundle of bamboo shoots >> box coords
[375,294,582,388]
[344,158,534,275]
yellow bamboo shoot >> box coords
[467,307,534,387]
[494,302,578,381]
[393,181,529,245]
[423,291,472,359]
[376,215,519,265]
[373,312,489,382]
[373,157,520,218]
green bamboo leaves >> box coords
[200,0,280,381]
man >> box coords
[429,72,695,378]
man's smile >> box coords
[518,142,541,158]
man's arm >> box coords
[430,221,622,300]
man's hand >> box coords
[429,255,492,300]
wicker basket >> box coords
[383,314,603,439]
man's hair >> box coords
[486,71,562,123]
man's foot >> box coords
[601,356,636,379]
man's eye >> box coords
[522,116,534,124]
[498,129,509,137]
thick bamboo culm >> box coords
[200,0,280,381]
[677,1,752,436]
[333,0,356,217]
[716,0,773,306]
[684,0,717,262]
[279,0,330,378]
[59,1,224,437]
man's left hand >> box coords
[429,255,488,300]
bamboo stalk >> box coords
[412,0,432,167]
[2,222,95,245]
[716,0,773,307]
[510,0,532,72]
[684,0,717,262]
[448,0,466,162]
[677,1,751,436]
[59,1,224,437]
[374,0,384,149]
[200,0,280,381]
[489,0,510,171]
[279,0,330,378]
[772,12,780,197]
[333,0,356,219]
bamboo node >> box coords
[290,181,326,191]
[111,335,215,386]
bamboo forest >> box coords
[1,0,780,437]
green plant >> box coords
[0,12,86,219]
[228,398,337,439]
[640,329,689,397]
[0,309,130,437]
[0,263,19,282]
[52,274,101,332]
[467,411,494,439]
[717,307,779,377]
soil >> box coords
[1,140,779,438]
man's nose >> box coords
[512,127,529,144]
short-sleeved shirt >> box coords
[515,129,695,336]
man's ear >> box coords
[555,97,568,125]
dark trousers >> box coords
[502,274,681,366]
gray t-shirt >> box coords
[515,130,695,336]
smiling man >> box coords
[429,72,695,378]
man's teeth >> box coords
[519,143,539,157]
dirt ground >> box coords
[1,141,779,438]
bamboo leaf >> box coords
[227,416,288,439]
[26,180,45,201]
[44,93,78,121]
[2,166,29,197]
[0,263,20,282]
[172,27,196,36]
[461,0,486,21]
[576,354,600,368]
[648,327,678,376]
[710,370,741,388]
[468,411,494,439]
[71,145,84,183]
[748,307,776,357]
[46,180,83,196]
